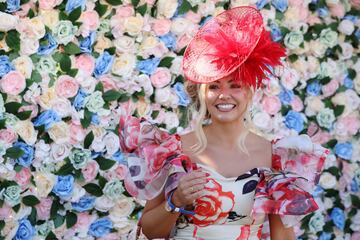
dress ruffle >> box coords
[118,116,329,226]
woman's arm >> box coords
[269,214,296,240]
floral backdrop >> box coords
[0,0,359,239]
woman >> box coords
[119,6,329,240]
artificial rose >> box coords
[0,71,26,95]
[48,121,70,144]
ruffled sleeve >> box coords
[118,115,192,200]
[252,135,330,227]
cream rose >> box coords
[252,111,272,131]
[171,18,194,36]
[103,132,120,156]
[94,34,113,53]
[163,111,180,130]
[12,56,33,79]
[157,0,178,18]
[309,40,327,58]
[39,9,59,29]
[37,87,57,110]
[20,38,39,56]
[51,97,72,118]
[113,36,135,53]
[95,196,115,212]
[34,172,56,198]
[0,12,18,31]
[48,121,70,144]
[124,14,144,36]
[319,172,337,189]
[111,53,136,77]
[305,96,325,116]
[338,19,355,35]
[13,120,37,145]
[109,198,135,219]
[50,143,71,163]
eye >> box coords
[230,83,242,88]
[208,84,219,90]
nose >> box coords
[218,88,231,100]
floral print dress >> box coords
[118,115,330,240]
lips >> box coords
[215,103,236,112]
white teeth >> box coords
[216,104,236,110]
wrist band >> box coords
[167,191,195,215]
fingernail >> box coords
[206,173,210,177]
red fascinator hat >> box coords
[182,6,286,89]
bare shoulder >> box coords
[247,131,272,167]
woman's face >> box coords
[205,75,251,124]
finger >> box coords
[186,171,209,181]
[189,189,207,201]
[186,183,206,194]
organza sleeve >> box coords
[252,135,330,227]
[118,114,192,200]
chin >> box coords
[211,113,243,123]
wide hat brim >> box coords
[182,6,264,84]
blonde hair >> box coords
[185,81,254,156]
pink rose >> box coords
[150,67,171,88]
[0,129,17,144]
[100,75,118,92]
[290,96,304,112]
[99,233,120,240]
[152,19,171,36]
[35,197,53,220]
[0,71,26,95]
[75,54,95,77]
[311,130,332,145]
[73,212,93,231]
[322,79,339,97]
[351,232,360,240]
[39,0,61,9]
[307,14,322,26]
[19,105,38,119]
[70,122,86,144]
[15,168,32,187]
[55,75,79,98]
[351,0,360,9]
[114,164,128,180]
[82,160,99,182]
[288,0,303,7]
[80,11,100,36]
[14,2,34,17]
[262,95,281,115]
[145,0,156,4]
[185,11,201,24]
[0,204,12,220]
[328,3,345,18]
[116,5,134,17]
[337,113,360,135]
[176,34,192,51]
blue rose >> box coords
[13,142,34,167]
[93,51,114,78]
[256,0,270,9]
[278,88,294,105]
[73,88,88,111]
[355,29,360,41]
[112,151,126,165]
[91,113,100,125]
[334,142,353,160]
[317,8,329,18]
[14,219,35,240]
[272,0,288,12]
[312,185,324,198]
[52,175,74,198]
[319,232,332,240]
[88,218,113,238]
[136,58,161,75]
[37,33,58,56]
[33,110,61,130]
[270,24,282,42]
[159,33,177,50]
[65,0,86,13]
[6,0,20,13]
[72,196,96,212]
[350,178,359,192]
[284,110,304,133]
[330,207,345,230]
[306,81,322,96]
[80,32,96,53]
[0,55,15,77]
[344,15,357,23]
[343,76,353,89]
[173,82,191,106]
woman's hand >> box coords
[171,169,209,207]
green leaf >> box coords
[60,54,71,72]
[334,105,345,117]
[98,174,108,188]
[22,195,40,206]
[103,90,122,102]
[68,6,82,23]
[351,194,360,208]
[5,147,25,159]
[95,156,116,171]
[66,212,77,228]
[54,214,65,228]
[64,42,81,55]
[177,0,192,15]
[56,162,74,175]
[68,68,78,77]
[132,0,140,7]
[5,102,22,114]
[28,207,37,225]
[31,70,42,83]
[325,139,337,149]
[106,0,122,5]
[52,52,63,62]
[46,231,57,240]
[80,109,92,128]
[118,94,130,102]
[158,57,174,68]
[83,183,103,197]
[13,204,21,213]
[16,111,32,120]
[95,82,104,92]
[0,3,6,12]
[137,4,147,16]
[0,220,4,231]
[14,165,22,172]
[5,30,20,52]
[50,200,61,219]
[0,119,5,129]
[0,32,5,41]
[347,68,356,79]
[84,131,94,149]
[94,2,108,17]
[288,54,298,63]
[320,77,331,85]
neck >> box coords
[205,118,246,149]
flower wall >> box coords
[0,0,359,239]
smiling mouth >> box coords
[215,103,236,112]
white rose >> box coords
[319,60,337,78]
[252,111,272,131]
[280,68,300,90]
[12,56,33,79]
[95,196,115,212]
[309,40,327,58]
[323,197,333,209]
[135,74,153,97]
[198,1,216,16]
[157,0,178,18]
[305,96,324,116]
[0,12,18,31]
[111,53,136,77]
[308,212,325,233]
[338,19,355,35]
[39,9,59,29]
[70,184,86,202]
[170,56,183,75]
[51,98,72,118]
[155,87,172,106]
[354,74,360,94]
[163,111,180,130]
[114,36,135,53]
[319,28,338,48]
[103,132,120,156]
[109,198,135,219]
[171,18,194,36]
[34,140,51,166]
[319,172,337,189]
[123,14,144,36]
[33,172,56,198]
[13,120,37,145]
[20,38,39,55]
[339,42,353,60]
[77,76,97,93]
[284,31,304,50]
[48,121,70,144]
[306,56,320,78]
[90,137,106,152]
[264,77,281,96]
[113,217,136,235]
[350,211,360,232]
[50,143,71,163]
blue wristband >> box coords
[167,191,195,215]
